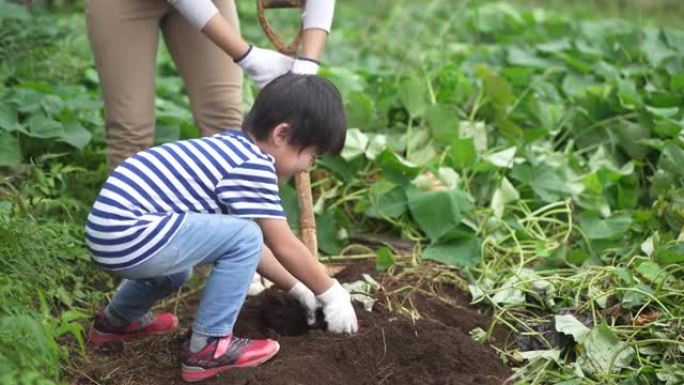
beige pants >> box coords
[86,0,244,170]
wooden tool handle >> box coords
[256,0,305,56]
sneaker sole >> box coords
[180,341,281,383]
[88,316,179,345]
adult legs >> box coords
[162,0,244,137]
[86,0,166,170]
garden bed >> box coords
[68,262,512,385]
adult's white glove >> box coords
[236,45,294,89]
[291,57,320,75]
[288,281,319,326]
[317,279,358,334]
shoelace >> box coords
[229,336,251,350]
[136,312,155,329]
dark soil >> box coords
[68,262,513,385]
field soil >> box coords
[68,262,512,385]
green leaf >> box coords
[436,167,460,189]
[398,76,429,117]
[346,91,375,129]
[581,323,635,374]
[0,105,20,132]
[60,121,92,149]
[577,211,632,240]
[537,39,571,54]
[376,149,420,185]
[27,114,63,139]
[520,349,561,362]
[425,105,459,145]
[319,66,365,98]
[365,134,387,160]
[407,186,473,242]
[511,163,581,203]
[555,314,591,342]
[645,106,679,119]
[613,119,650,159]
[617,78,642,108]
[562,73,598,98]
[318,155,364,183]
[364,180,407,219]
[279,183,300,231]
[375,247,395,271]
[592,61,620,82]
[507,46,552,68]
[316,211,343,255]
[341,128,369,160]
[448,137,477,170]
[477,66,514,110]
[653,119,683,139]
[670,74,684,93]
[458,121,488,151]
[656,243,684,265]
[406,128,437,166]
[423,236,481,267]
[636,261,665,283]
[621,283,653,309]
[483,146,518,168]
[658,142,684,178]
[491,273,527,305]
[642,27,676,66]
[491,177,519,218]
[0,132,21,166]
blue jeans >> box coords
[104,213,263,336]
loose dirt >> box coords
[68,262,512,385]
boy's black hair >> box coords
[242,73,347,156]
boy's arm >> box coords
[257,218,332,294]
[258,217,358,334]
[257,245,297,292]
[257,245,319,325]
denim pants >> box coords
[104,213,263,336]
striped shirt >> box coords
[85,130,285,270]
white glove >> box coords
[291,57,320,75]
[317,279,358,334]
[288,281,319,326]
[236,45,294,89]
[248,273,273,296]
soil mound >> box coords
[69,264,512,385]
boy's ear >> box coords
[271,123,290,146]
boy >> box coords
[85,74,358,382]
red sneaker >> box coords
[88,310,178,345]
[181,335,280,382]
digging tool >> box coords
[256,0,319,260]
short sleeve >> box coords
[215,159,286,219]
[302,0,335,32]
[167,0,218,30]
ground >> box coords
[67,262,512,385]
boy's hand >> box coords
[288,281,319,326]
[316,279,358,334]
[236,45,294,88]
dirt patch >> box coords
[67,263,512,385]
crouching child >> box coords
[85,74,358,382]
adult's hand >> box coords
[288,281,319,325]
[317,279,358,334]
[291,57,320,75]
[236,45,294,88]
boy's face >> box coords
[259,123,318,182]
[273,144,317,181]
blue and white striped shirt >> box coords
[85,130,285,270]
